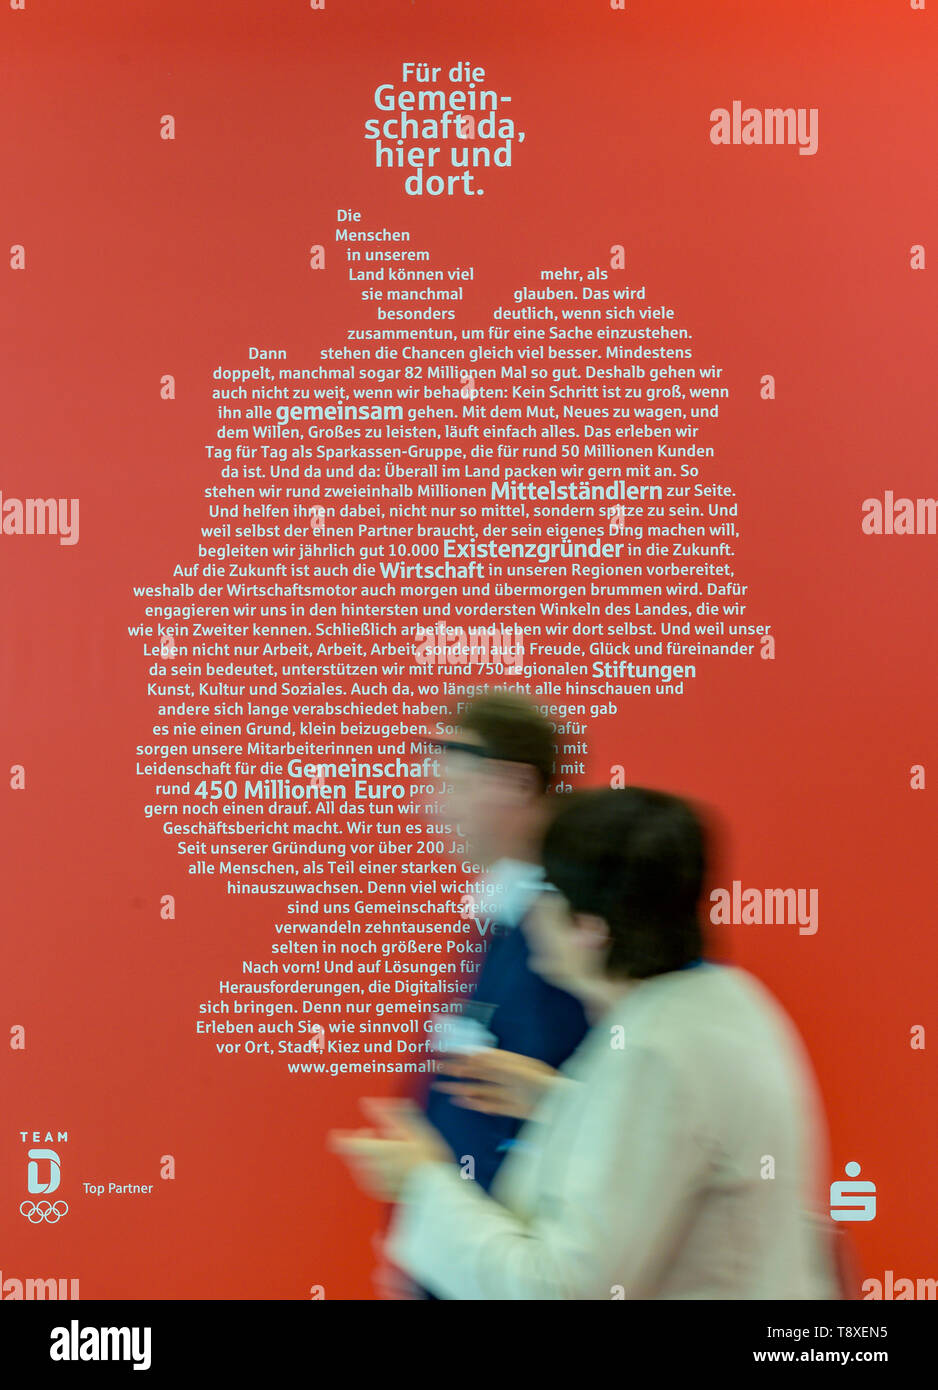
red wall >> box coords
[2,0,935,1298]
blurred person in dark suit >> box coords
[368,690,589,1298]
[420,691,589,1191]
[335,787,840,1300]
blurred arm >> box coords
[386,1045,703,1300]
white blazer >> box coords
[387,963,840,1300]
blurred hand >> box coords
[433,1049,559,1120]
[331,1098,453,1202]
[371,1232,423,1301]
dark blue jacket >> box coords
[422,917,590,1194]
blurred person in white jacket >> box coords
[333,787,840,1300]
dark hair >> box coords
[541,788,706,979]
[454,690,556,792]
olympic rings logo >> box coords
[20,1199,69,1223]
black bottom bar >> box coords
[2,1298,931,1378]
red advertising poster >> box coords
[3,0,936,1363]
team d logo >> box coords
[28,1147,61,1193]
[21,1143,68,1224]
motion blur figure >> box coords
[364,690,589,1298]
[335,787,840,1300]
[419,691,589,1192]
